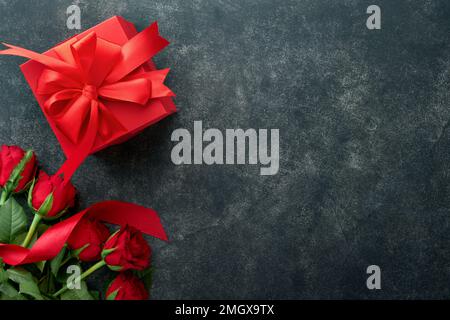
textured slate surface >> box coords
[0,0,450,299]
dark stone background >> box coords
[0,0,449,299]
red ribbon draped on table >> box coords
[0,201,168,266]
[0,22,174,183]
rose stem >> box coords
[21,214,42,248]
[52,260,106,297]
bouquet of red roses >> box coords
[0,145,163,300]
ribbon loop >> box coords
[105,22,169,83]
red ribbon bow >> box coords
[0,22,174,181]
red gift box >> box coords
[1,16,176,179]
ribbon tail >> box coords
[87,201,168,241]
[56,100,100,183]
[0,244,29,266]
[0,43,78,75]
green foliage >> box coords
[60,281,95,300]
[136,267,154,289]
[50,246,67,277]
[106,289,119,300]
[0,197,27,243]
[0,259,6,283]
[37,193,53,217]
[0,282,25,300]
[6,268,44,300]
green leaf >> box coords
[6,268,33,283]
[50,246,66,277]
[37,193,53,217]
[136,267,153,289]
[12,223,48,247]
[106,289,119,300]
[0,292,28,300]
[107,265,123,272]
[20,280,44,300]
[11,232,27,245]
[35,261,46,273]
[12,231,35,246]
[101,247,116,259]
[38,271,57,296]
[60,281,95,300]
[90,290,100,300]
[27,178,36,209]
[6,268,44,300]
[22,262,45,279]
[0,267,8,284]
[0,259,6,282]
[0,282,20,299]
[72,243,89,259]
[37,223,49,235]
[0,197,27,243]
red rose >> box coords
[105,272,149,300]
[0,145,36,193]
[30,171,76,218]
[67,218,110,262]
[101,225,151,271]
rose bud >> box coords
[101,225,151,272]
[0,145,36,194]
[29,171,76,218]
[67,218,110,262]
[105,272,149,300]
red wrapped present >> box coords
[0,16,176,180]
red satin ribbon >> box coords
[0,22,174,182]
[0,201,168,266]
